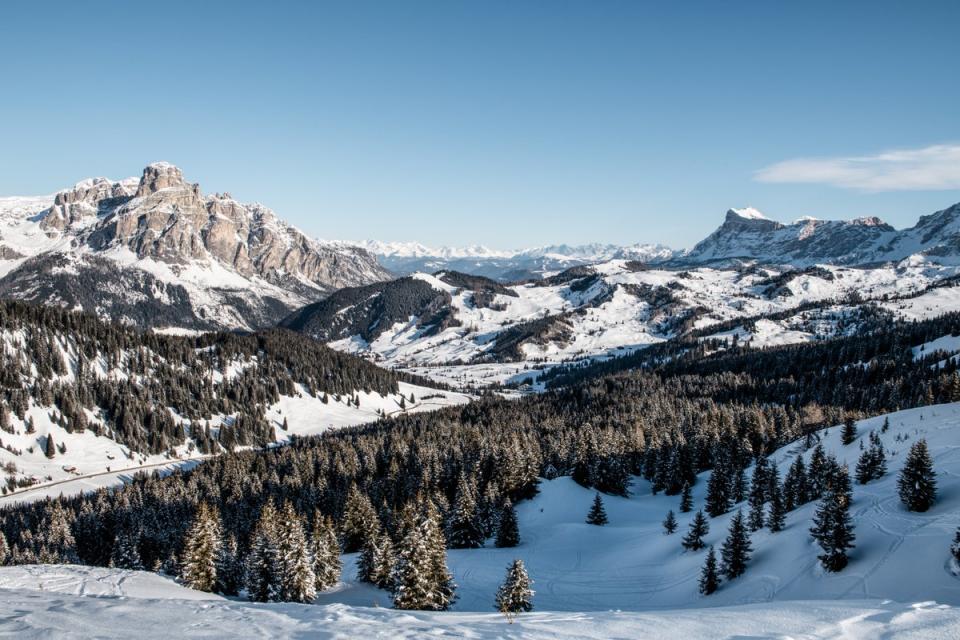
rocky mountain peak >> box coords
[135,162,192,197]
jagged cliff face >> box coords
[0,163,390,330]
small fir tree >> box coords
[699,546,720,595]
[663,510,678,535]
[495,559,534,622]
[809,466,855,572]
[767,468,787,533]
[841,416,858,446]
[720,509,752,581]
[951,527,960,564]
[898,439,937,512]
[586,493,608,526]
[681,510,710,551]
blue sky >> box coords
[1,1,958,249]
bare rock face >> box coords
[41,177,136,231]
[84,163,390,292]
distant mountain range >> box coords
[358,203,960,280]
[0,163,389,330]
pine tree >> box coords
[586,493,608,526]
[663,510,678,534]
[841,416,858,446]
[447,473,485,549]
[44,433,55,458]
[767,468,786,533]
[699,546,720,595]
[679,482,693,513]
[312,514,341,592]
[342,485,379,553]
[732,465,747,504]
[784,454,808,510]
[809,466,855,572]
[245,502,281,602]
[681,510,710,551]
[898,439,937,512]
[215,534,242,596]
[392,506,456,610]
[495,500,520,548]
[856,431,887,484]
[370,530,396,590]
[180,502,222,592]
[808,444,828,500]
[495,559,534,622]
[705,463,730,517]
[720,509,752,581]
[277,502,316,603]
[110,527,142,570]
[747,459,768,531]
[951,527,960,564]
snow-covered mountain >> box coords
[675,203,960,267]
[284,257,960,387]
[0,163,390,330]
[356,239,675,281]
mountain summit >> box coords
[0,163,389,330]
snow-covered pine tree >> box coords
[45,433,55,458]
[392,505,456,610]
[586,493,608,525]
[495,500,520,548]
[495,559,534,622]
[732,465,747,504]
[679,482,693,513]
[277,502,316,603]
[357,527,380,584]
[663,509,678,534]
[42,501,77,563]
[341,485,379,552]
[180,502,222,592]
[699,545,720,595]
[809,465,855,572]
[808,444,828,500]
[951,527,960,564]
[898,439,937,512]
[841,416,858,446]
[720,509,752,580]
[784,454,808,511]
[447,472,485,549]
[110,526,142,570]
[245,501,281,602]
[0,531,9,565]
[767,467,786,533]
[215,534,242,596]
[856,431,888,484]
[681,510,710,551]
[312,513,341,592]
[370,530,396,590]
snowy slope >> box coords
[311,260,960,387]
[3,403,960,637]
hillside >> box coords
[0,301,467,503]
[286,259,960,388]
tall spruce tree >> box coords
[784,454,808,511]
[0,531,8,566]
[215,534,242,596]
[747,458,768,531]
[180,502,222,592]
[277,502,316,603]
[110,527,142,570]
[951,527,960,564]
[495,500,520,548]
[312,514,342,592]
[495,559,534,622]
[705,463,731,517]
[342,486,379,553]
[447,473,485,549]
[682,510,710,551]
[841,416,858,446]
[699,546,720,595]
[586,493,608,526]
[767,467,786,533]
[245,502,281,602]
[720,509,752,581]
[392,506,456,611]
[856,431,888,484]
[809,466,855,572]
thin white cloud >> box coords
[754,144,960,191]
